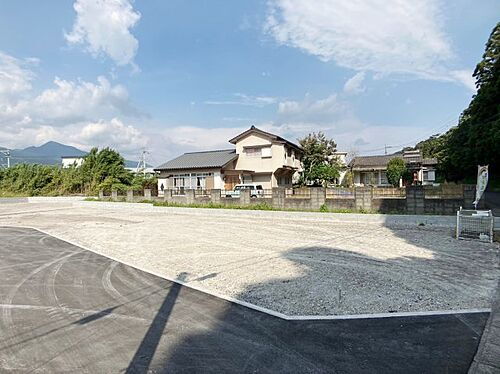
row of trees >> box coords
[0,148,156,196]
[299,23,499,187]
[409,23,499,182]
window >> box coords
[380,171,388,185]
[173,173,212,189]
[174,173,189,187]
[423,170,435,181]
[245,148,261,157]
[261,147,272,158]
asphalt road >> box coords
[0,226,489,373]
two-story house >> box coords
[154,126,303,193]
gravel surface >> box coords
[0,200,498,316]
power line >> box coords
[356,111,500,155]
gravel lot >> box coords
[0,199,498,316]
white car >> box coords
[225,184,265,198]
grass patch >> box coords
[0,191,30,197]
[152,201,276,211]
[87,198,381,214]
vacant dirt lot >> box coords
[0,199,498,316]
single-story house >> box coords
[349,150,437,186]
[154,126,304,192]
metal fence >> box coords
[456,209,494,242]
[194,189,210,197]
[172,188,186,196]
[219,189,273,198]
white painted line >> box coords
[0,207,72,217]
[0,225,493,321]
[285,308,491,320]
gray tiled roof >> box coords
[349,154,438,168]
[154,149,237,171]
[349,155,397,168]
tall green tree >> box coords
[386,158,407,187]
[298,132,341,186]
[80,147,133,193]
[442,23,500,180]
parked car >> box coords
[225,184,265,198]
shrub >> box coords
[386,158,407,187]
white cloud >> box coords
[265,0,472,89]
[162,126,245,150]
[76,118,148,152]
[205,93,278,107]
[0,52,36,101]
[2,75,139,126]
[65,0,141,67]
[449,69,476,91]
[0,51,147,159]
[343,72,366,95]
[278,93,347,123]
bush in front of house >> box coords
[386,158,407,187]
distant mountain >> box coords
[0,141,147,168]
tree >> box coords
[441,23,500,180]
[80,147,132,194]
[386,158,407,187]
[298,132,341,186]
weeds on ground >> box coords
[152,201,276,211]
[87,198,407,215]
[0,190,30,197]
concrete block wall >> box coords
[355,187,372,211]
[101,185,476,215]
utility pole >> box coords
[0,150,10,168]
[384,144,395,155]
[135,149,149,176]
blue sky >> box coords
[0,0,498,164]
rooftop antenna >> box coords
[0,150,10,168]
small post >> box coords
[98,190,104,200]
[111,190,118,201]
[185,189,195,204]
[144,189,152,200]
[240,189,251,205]
[126,190,134,202]
[211,189,221,204]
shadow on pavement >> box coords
[125,272,187,373]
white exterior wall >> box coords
[213,171,223,189]
[157,168,223,190]
[61,157,84,168]
[157,178,168,196]
[234,134,276,172]
[233,133,302,187]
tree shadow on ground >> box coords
[127,222,499,373]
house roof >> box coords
[349,154,397,168]
[228,125,303,152]
[154,149,238,171]
[349,153,438,169]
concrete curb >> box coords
[1,225,492,322]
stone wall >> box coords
[99,185,477,215]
